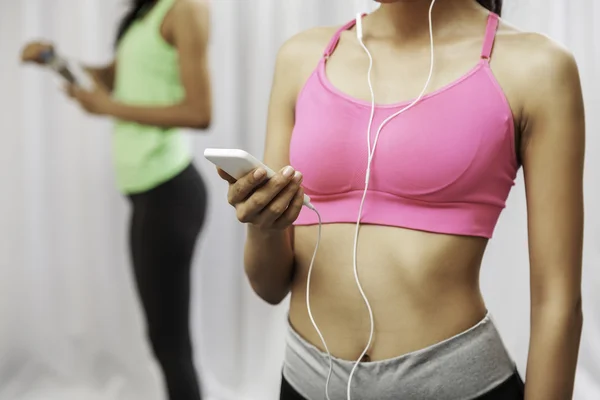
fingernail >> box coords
[254,168,266,180]
[293,171,303,183]
[282,166,294,178]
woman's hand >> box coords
[20,41,54,64]
[217,165,305,230]
[65,82,114,116]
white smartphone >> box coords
[39,49,95,91]
[203,148,311,206]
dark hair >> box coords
[475,0,503,16]
[115,0,155,46]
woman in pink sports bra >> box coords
[216,1,584,399]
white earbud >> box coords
[356,13,364,40]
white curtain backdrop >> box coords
[0,1,598,399]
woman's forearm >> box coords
[244,225,295,305]
[105,100,210,130]
[524,301,583,400]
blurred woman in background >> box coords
[21,1,211,399]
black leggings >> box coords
[128,163,207,400]
[280,371,525,400]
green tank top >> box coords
[113,0,191,193]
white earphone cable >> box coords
[359,24,377,159]
[347,2,437,400]
[305,2,437,399]
[304,203,333,400]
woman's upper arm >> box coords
[521,40,585,308]
[98,61,116,78]
[263,39,303,171]
[170,0,211,126]
[85,60,116,89]
[105,60,116,76]
[263,28,329,169]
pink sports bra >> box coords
[290,13,519,238]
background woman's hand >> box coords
[64,81,113,116]
[20,41,54,64]
[217,165,305,230]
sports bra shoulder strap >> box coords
[481,12,500,60]
[323,15,366,58]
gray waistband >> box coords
[283,313,516,400]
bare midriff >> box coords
[289,223,489,362]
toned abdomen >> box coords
[289,223,489,361]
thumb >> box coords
[216,167,237,184]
